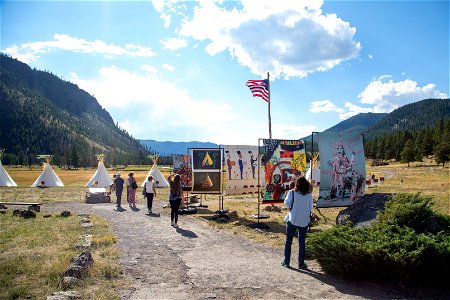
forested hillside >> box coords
[0,54,149,167]
[363,98,450,166]
[364,118,450,166]
[366,98,450,139]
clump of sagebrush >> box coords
[308,193,450,286]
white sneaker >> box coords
[171,221,174,227]
[173,223,179,228]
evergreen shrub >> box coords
[309,193,450,286]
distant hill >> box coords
[325,112,387,134]
[365,98,450,139]
[139,140,218,156]
[0,54,148,166]
[302,112,387,145]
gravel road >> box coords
[41,201,446,300]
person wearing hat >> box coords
[126,172,138,208]
[113,172,125,209]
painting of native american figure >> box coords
[261,139,307,203]
[224,145,262,196]
[317,132,366,207]
[191,149,221,170]
[192,171,222,194]
[172,154,192,187]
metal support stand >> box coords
[249,138,270,229]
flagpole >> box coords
[267,72,272,139]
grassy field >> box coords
[0,212,125,299]
[0,159,448,296]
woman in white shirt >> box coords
[282,176,313,269]
[144,175,157,213]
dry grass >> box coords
[365,158,449,214]
[0,212,125,299]
[1,160,448,292]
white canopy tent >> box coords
[31,162,64,187]
[0,160,18,187]
[85,155,113,188]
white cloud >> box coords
[69,65,243,143]
[157,0,360,79]
[141,65,158,74]
[358,77,448,113]
[160,37,188,51]
[323,76,449,120]
[1,34,156,63]
[309,100,344,113]
[162,64,175,71]
[338,102,373,119]
[272,124,318,140]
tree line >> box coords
[364,119,450,167]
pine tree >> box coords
[414,130,425,162]
[401,139,415,167]
[434,128,450,167]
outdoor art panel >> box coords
[317,132,366,207]
[192,171,222,194]
[191,149,221,170]
[224,145,261,195]
[191,148,222,194]
[261,139,307,203]
[172,154,192,188]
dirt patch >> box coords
[40,202,448,299]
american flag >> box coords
[246,79,269,102]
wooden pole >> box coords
[267,72,272,139]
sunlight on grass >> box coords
[0,212,125,299]
[2,160,448,256]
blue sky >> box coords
[2,0,448,145]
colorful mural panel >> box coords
[317,132,366,207]
[191,149,221,170]
[172,154,192,187]
[191,148,222,194]
[224,145,261,195]
[261,139,307,203]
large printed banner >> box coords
[317,132,366,207]
[191,149,222,194]
[261,139,307,203]
[172,154,192,188]
[224,145,261,195]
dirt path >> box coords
[42,202,441,299]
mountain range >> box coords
[0,54,147,166]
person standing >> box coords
[110,174,117,194]
[113,172,124,209]
[144,175,157,213]
[282,176,313,269]
[168,173,182,228]
[126,172,138,208]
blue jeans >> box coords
[284,221,308,266]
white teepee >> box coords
[305,160,320,186]
[142,164,169,188]
[31,155,64,187]
[85,155,113,188]
[0,160,18,187]
[141,154,169,188]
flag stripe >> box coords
[246,79,269,102]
